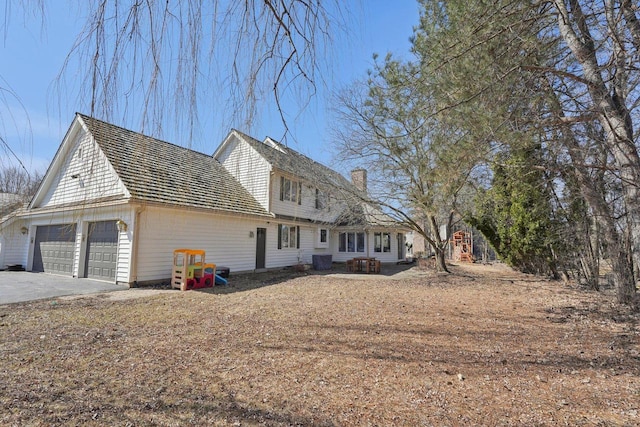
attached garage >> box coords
[84,220,118,281]
[33,224,77,275]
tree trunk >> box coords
[553,0,638,303]
[429,214,450,273]
[434,246,449,273]
[567,147,635,303]
[609,245,636,305]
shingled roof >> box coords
[79,114,270,217]
[231,130,402,228]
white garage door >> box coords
[33,224,77,275]
[85,220,118,281]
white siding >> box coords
[71,225,83,277]
[134,207,271,282]
[270,173,343,223]
[0,221,30,268]
[264,222,298,268]
[216,135,271,211]
[37,129,126,208]
[265,222,303,267]
[116,227,132,284]
[299,225,333,262]
[263,223,333,268]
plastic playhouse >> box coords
[171,249,227,291]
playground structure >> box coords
[451,231,473,263]
[171,249,227,291]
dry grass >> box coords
[1,263,639,426]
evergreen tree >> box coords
[468,142,561,277]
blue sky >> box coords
[0,1,419,176]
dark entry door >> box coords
[397,233,405,260]
[256,228,266,269]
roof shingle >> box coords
[233,130,356,191]
[232,130,401,228]
[79,114,270,217]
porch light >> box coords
[116,219,128,232]
[20,226,28,235]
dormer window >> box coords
[280,176,301,204]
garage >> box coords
[32,224,77,275]
[84,220,118,281]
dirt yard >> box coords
[1,263,639,426]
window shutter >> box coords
[280,177,284,201]
[297,183,302,205]
[278,224,282,249]
[296,226,300,249]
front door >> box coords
[256,228,266,269]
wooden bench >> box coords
[367,259,381,273]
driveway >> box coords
[0,271,128,305]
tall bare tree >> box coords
[333,57,481,272]
[58,0,344,143]
[2,0,345,156]
[0,165,42,199]
[547,0,640,303]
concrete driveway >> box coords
[0,271,128,305]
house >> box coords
[213,130,410,265]
[0,114,409,285]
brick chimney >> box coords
[351,169,367,193]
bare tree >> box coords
[55,0,345,144]
[547,0,640,304]
[332,61,481,272]
[0,165,42,200]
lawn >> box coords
[1,263,639,426]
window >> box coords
[315,227,329,249]
[315,188,328,210]
[278,224,299,249]
[374,232,391,253]
[280,176,301,204]
[339,232,365,253]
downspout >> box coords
[130,206,143,287]
[365,226,370,258]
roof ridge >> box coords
[77,113,213,159]
[76,114,270,217]
[234,128,338,175]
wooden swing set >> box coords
[451,230,473,262]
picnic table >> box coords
[348,257,380,274]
